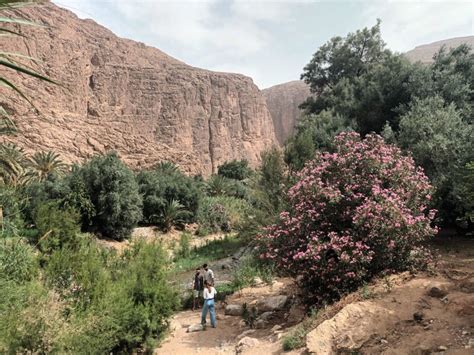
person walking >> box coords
[202,263,215,286]
[192,267,204,311]
[201,280,217,329]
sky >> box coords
[53,0,473,89]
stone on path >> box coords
[187,324,204,332]
[225,304,243,316]
[257,295,288,313]
[236,337,260,353]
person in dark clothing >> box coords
[192,267,204,311]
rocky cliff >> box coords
[0,3,277,175]
[405,36,474,63]
[262,80,310,145]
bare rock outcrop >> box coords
[405,36,474,64]
[262,80,310,145]
[306,301,398,354]
[0,3,277,175]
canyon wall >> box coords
[0,3,277,175]
[262,80,310,145]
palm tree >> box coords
[206,175,231,196]
[27,150,67,182]
[154,161,179,175]
[154,199,192,233]
[0,143,29,186]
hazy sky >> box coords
[53,0,473,89]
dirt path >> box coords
[155,279,303,355]
[156,235,474,355]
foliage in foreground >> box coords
[259,132,437,304]
[0,238,178,353]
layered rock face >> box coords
[0,3,276,175]
[262,80,310,145]
[405,36,474,63]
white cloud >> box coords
[55,0,473,88]
[363,0,473,52]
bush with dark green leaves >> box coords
[298,20,474,225]
[73,153,142,240]
[284,110,351,171]
[137,166,200,227]
[397,97,473,225]
[217,159,251,180]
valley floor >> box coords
[156,235,474,354]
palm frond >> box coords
[0,16,43,26]
[0,27,26,36]
[0,59,57,84]
[27,150,67,182]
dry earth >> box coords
[156,235,474,355]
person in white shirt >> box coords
[201,280,217,329]
[202,263,215,286]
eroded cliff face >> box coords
[0,3,276,175]
[262,80,310,145]
[405,36,474,64]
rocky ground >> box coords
[155,235,474,355]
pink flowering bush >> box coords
[258,132,437,304]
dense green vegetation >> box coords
[289,21,474,228]
[1,3,472,351]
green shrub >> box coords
[172,235,243,271]
[44,235,109,308]
[0,280,67,353]
[86,241,178,352]
[0,239,37,283]
[217,159,251,180]
[397,97,473,225]
[197,196,250,234]
[284,111,351,172]
[231,256,275,291]
[34,201,81,252]
[0,186,24,238]
[282,327,307,351]
[175,232,191,259]
[456,162,474,228]
[74,152,142,240]
[138,167,200,226]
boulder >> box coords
[225,304,243,316]
[187,324,204,333]
[427,286,448,299]
[306,302,397,354]
[257,295,288,313]
[236,337,260,353]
